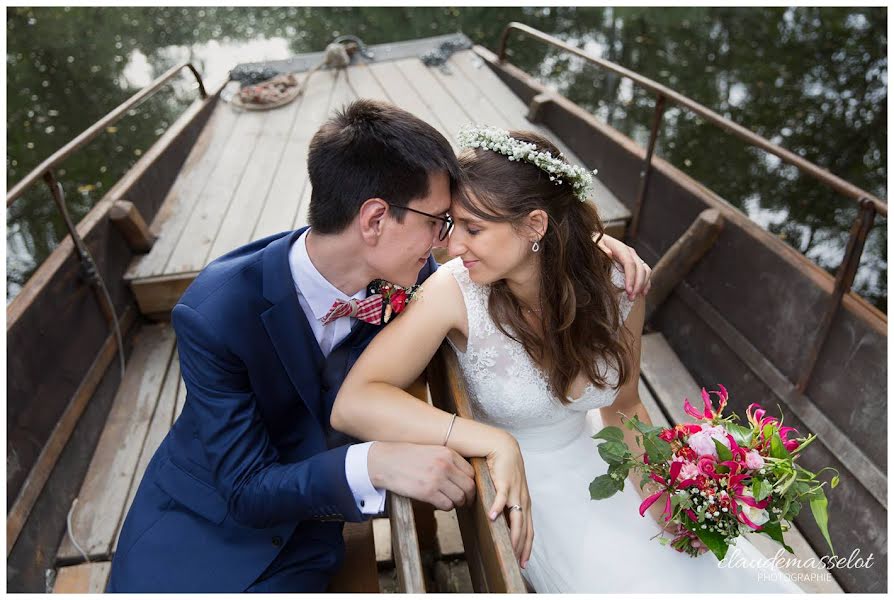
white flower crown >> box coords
[457,125,597,202]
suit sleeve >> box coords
[172,303,365,528]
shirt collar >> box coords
[288,229,367,321]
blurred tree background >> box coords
[6,6,887,309]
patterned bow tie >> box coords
[320,294,383,326]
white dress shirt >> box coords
[288,229,386,515]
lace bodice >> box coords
[442,258,635,441]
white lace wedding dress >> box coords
[441,258,803,593]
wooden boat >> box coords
[7,25,885,593]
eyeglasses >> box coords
[387,203,454,241]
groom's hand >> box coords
[367,441,476,511]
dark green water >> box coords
[6,6,887,310]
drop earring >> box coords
[531,240,540,253]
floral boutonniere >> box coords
[369,279,422,324]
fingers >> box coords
[450,451,475,478]
[444,464,476,507]
[507,502,525,561]
[489,488,507,521]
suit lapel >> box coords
[260,228,325,421]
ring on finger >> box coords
[509,504,523,513]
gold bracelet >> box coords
[443,413,458,446]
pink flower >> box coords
[679,461,701,481]
[686,425,731,457]
[682,384,729,421]
[744,450,765,470]
[697,455,718,477]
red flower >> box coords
[659,428,677,442]
[683,384,728,421]
[676,446,697,462]
[389,288,409,313]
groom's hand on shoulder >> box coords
[367,441,476,511]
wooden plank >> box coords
[327,520,380,593]
[343,63,392,104]
[388,494,426,593]
[639,332,701,424]
[428,58,512,130]
[207,93,308,263]
[367,60,450,143]
[129,271,197,316]
[394,58,471,142]
[256,68,347,240]
[113,354,180,553]
[57,325,177,562]
[109,200,155,253]
[435,509,465,557]
[52,561,111,593]
[164,109,266,274]
[125,103,241,280]
[7,308,136,557]
[426,344,527,593]
[646,208,724,321]
[373,517,393,564]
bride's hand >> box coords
[485,432,534,568]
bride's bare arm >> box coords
[332,267,514,456]
[332,267,534,565]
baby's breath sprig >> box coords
[457,126,597,202]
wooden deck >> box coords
[123,48,630,316]
[52,322,840,592]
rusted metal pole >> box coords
[630,94,666,240]
[7,62,206,206]
[496,22,886,217]
[796,199,877,394]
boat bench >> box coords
[633,332,842,593]
[50,322,424,593]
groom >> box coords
[107,99,650,592]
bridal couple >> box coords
[108,100,801,593]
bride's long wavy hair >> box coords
[455,130,633,403]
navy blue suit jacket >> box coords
[107,228,438,592]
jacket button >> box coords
[272,536,283,547]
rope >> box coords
[66,498,91,564]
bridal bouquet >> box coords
[589,385,838,560]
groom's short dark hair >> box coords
[307,99,461,234]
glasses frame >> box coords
[387,203,454,241]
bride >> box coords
[332,126,802,593]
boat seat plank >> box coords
[57,324,177,563]
[394,58,472,144]
[163,109,268,274]
[113,356,181,553]
[638,332,841,593]
[249,68,333,241]
[367,60,451,145]
[125,104,241,280]
[426,59,513,131]
[344,63,394,104]
[206,86,308,263]
[52,561,111,593]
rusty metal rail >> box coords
[7,61,206,207]
[497,21,886,398]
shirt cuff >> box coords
[345,441,387,515]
